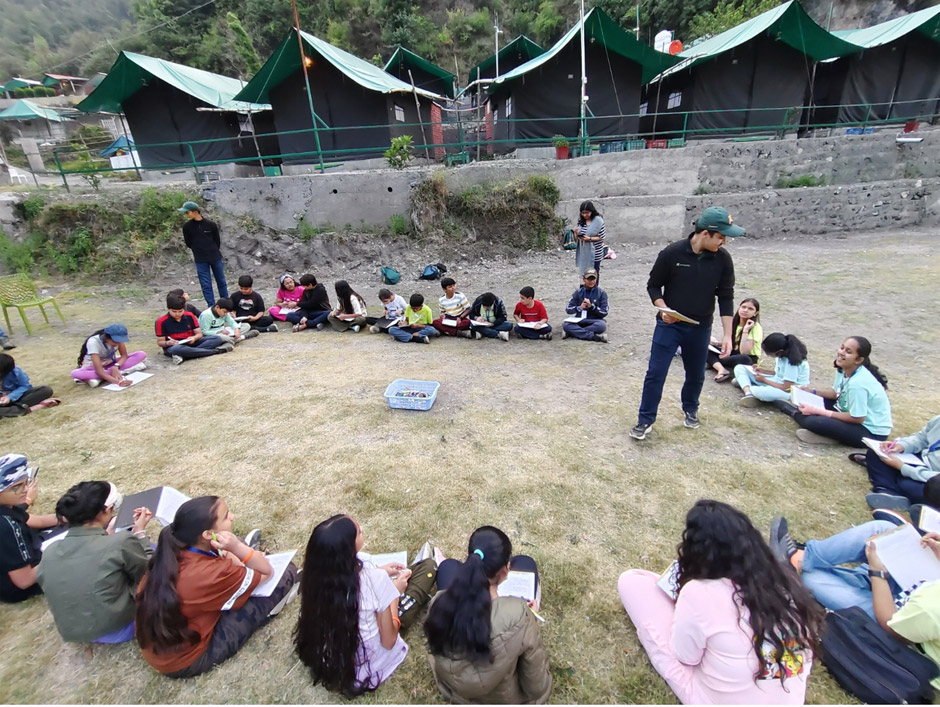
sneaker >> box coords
[769,516,801,566]
[540,332,553,341]
[498,330,509,342]
[683,410,700,429]
[316,323,325,331]
[370,325,380,334]
[471,330,482,340]
[561,330,568,339]
[773,400,799,417]
[123,362,148,374]
[866,492,911,511]
[421,335,430,344]
[739,394,759,408]
[457,330,472,339]
[629,423,651,440]
[244,529,263,550]
[216,342,235,353]
[268,578,300,617]
[351,325,360,333]
[872,508,911,527]
[0,337,15,350]
[87,378,100,388]
[266,324,280,333]
[243,329,260,339]
[731,379,741,389]
[796,428,837,445]
[594,333,608,343]
[171,355,184,366]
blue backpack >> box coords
[381,266,401,285]
[419,263,447,280]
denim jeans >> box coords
[285,309,329,328]
[470,321,512,338]
[194,259,228,307]
[515,323,552,340]
[801,520,898,618]
[637,320,711,426]
[562,318,606,340]
[867,450,927,503]
[389,325,437,342]
[164,335,225,359]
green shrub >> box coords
[16,195,45,222]
[384,135,414,169]
[388,213,408,235]
[297,218,319,242]
[774,174,827,189]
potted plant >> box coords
[553,135,569,160]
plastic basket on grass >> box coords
[384,379,440,411]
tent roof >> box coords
[467,35,544,82]
[235,29,443,104]
[384,45,455,97]
[77,51,269,114]
[4,78,42,90]
[660,1,860,79]
[494,8,681,86]
[833,5,940,48]
[98,135,135,157]
[0,99,63,122]
[43,73,88,87]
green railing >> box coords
[33,96,940,190]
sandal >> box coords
[848,452,867,467]
[34,398,61,409]
[292,323,306,333]
[714,372,733,383]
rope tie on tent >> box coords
[597,19,625,121]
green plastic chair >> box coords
[0,274,66,335]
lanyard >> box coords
[187,547,218,558]
[928,439,940,456]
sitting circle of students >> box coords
[4,201,940,705]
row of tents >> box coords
[5,1,940,171]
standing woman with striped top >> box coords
[576,201,606,281]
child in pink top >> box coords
[619,500,822,705]
[269,275,303,321]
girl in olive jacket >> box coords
[424,526,551,704]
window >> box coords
[394,104,405,122]
[667,91,682,109]
[506,96,512,117]
[639,102,648,117]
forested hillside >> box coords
[0,0,936,85]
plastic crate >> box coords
[624,140,646,151]
[666,138,685,148]
[646,139,668,149]
[384,379,440,411]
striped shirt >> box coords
[439,292,470,318]
[579,215,606,260]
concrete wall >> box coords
[206,130,940,241]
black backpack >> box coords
[821,606,938,704]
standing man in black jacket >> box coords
[179,201,228,308]
[630,207,744,440]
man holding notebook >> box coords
[630,207,742,440]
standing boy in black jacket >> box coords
[630,207,743,440]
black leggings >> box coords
[793,400,888,447]
[706,351,756,370]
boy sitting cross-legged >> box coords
[156,294,232,365]
[198,298,258,345]
[468,292,512,342]
[389,294,439,344]
[433,277,472,338]
[513,286,552,341]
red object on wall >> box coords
[668,40,683,55]
[646,139,668,149]
[430,104,444,159]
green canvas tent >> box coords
[0,99,63,122]
[77,51,275,168]
[234,29,445,164]
[643,0,860,137]
[384,45,455,98]
[3,78,42,91]
[467,35,544,84]
[825,6,940,123]
[486,8,680,148]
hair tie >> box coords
[473,548,484,560]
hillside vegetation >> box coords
[0,0,934,88]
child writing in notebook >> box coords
[367,289,407,333]
[734,332,810,408]
[388,294,437,344]
[513,286,552,341]
[71,324,148,388]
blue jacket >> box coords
[1,366,32,402]
[566,286,608,319]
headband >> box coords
[279,274,292,285]
[105,482,123,511]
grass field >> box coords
[1,229,938,704]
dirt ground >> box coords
[1,226,938,704]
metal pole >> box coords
[494,14,501,78]
[290,3,325,173]
[476,68,481,162]
[579,0,588,154]
[189,143,200,185]
[53,149,69,192]
[407,69,432,161]
[826,2,834,30]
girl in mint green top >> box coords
[793,336,892,446]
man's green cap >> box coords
[696,206,745,238]
[178,201,200,213]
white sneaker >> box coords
[498,330,509,341]
[87,378,100,388]
[421,335,430,344]
[352,325,360,333]
[316,323,325,330]
[268,579,300,617]
[124,362,147,374]
[171,355,184,366]
[561,330,568,339]
[457,330,471,339]
[595,333,608,343]
[370,325,380,333]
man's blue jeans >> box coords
[195,259,228,307]
[801,520,898,618]
[637,319,711,426]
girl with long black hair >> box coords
[295,515,412,696]
[734,332,810,408]
[136,496,297,678]
[619,500,823,705]
[791,336,892,446]
[425,526,552,704]
[70,323,147,388]
[708,298,762,382]
[575,200,605,280]
[37,481,152,643]
[328,280,368,333]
